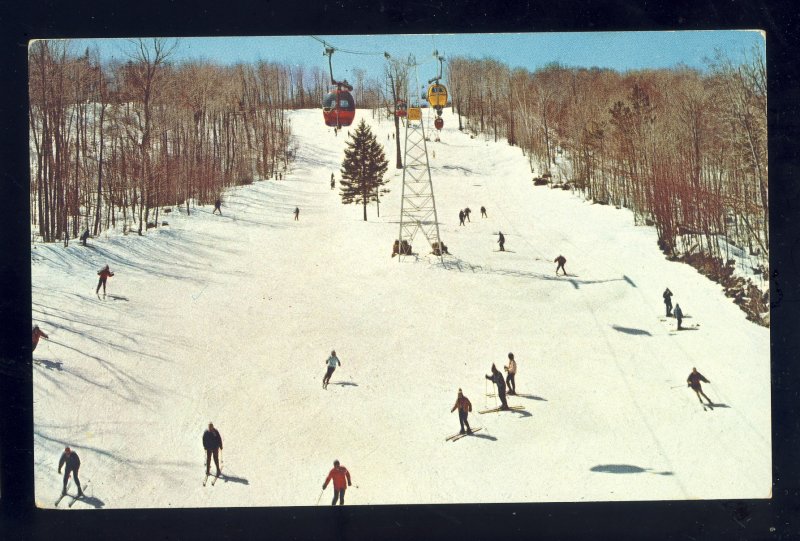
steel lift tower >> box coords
[397,56,444,264]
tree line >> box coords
[448,51,768,324]
[29,39,336,242]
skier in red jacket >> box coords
[96,265,114,296]
[322,460,352,506]
[32,325,49,352]
[451,389,473,434]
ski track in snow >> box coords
[31,109,770,508]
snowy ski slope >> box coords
[31,108,770,508]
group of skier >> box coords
[662,287,685,330]
[458,205,490,226]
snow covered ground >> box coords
[31,108,770,509]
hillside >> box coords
[31,108,770,508]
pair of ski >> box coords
[203,470,224,486]
[658,317,700,329]
[445,428,483,442]
[478,405,525,414]
[55,481,90,507]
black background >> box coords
[1,1,798,539]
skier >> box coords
[663,288,673,317]
[498,231,505,252]
[450,388,473,434]
[58,447,83,497]
[554,255,567,275]
[504,353,517,395]
[294,207,300,221]
[687,367,713,406]
[80,229,89,246]
[96,264,114,296]
[674,304,684,330]
[463,207,471,222]
[392,239,400,257]
[203,422,223,477]
[323,350,341,389]
[480,206,487,218]
[322,459,352,506]
[458,210,465,226]
[331,173,335,190]
[485,364,509,410]
[213,198,222,215]
[32,324,49,352]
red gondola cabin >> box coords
[323,88,355,128]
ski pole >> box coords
[315,488,324,506]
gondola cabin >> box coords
[427,83,448,109]
[322,88,356,128]
[395,100,407,117]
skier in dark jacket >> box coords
[458,210,465,226]
[96,265,114,296]
[80,229,90,246]
[663,288,673,317]
[203,422,223,476]
[480,206,487,218]
[32,325,49,352]
[498,232,505,252]
[463,207,472,222]
[323,460,352,505]
[687,367,712,406]
[485,364,509,410]
[58,447,83,497]
[213,199,222,215]
[450,389,473,434]
[294,207,300,221]
[323,350,341,389]
[554,255,567,275]
[674,304,684,330]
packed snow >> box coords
[31,108,771,509]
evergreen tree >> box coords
[340,119,390,221]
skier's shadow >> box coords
[510,394,547,401]
[708,403,731,409]
[33,359,64,371]
[471,432,498,441]
[107,295,129,302]
[676,327,700,332]
[219,474,250,485]
[511,409,532,418]
[330,382,358,387]
[74,495,106,508]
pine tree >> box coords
[340,119,390,221]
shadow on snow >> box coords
[590,464,674,476]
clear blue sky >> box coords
[68,31,764,81]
